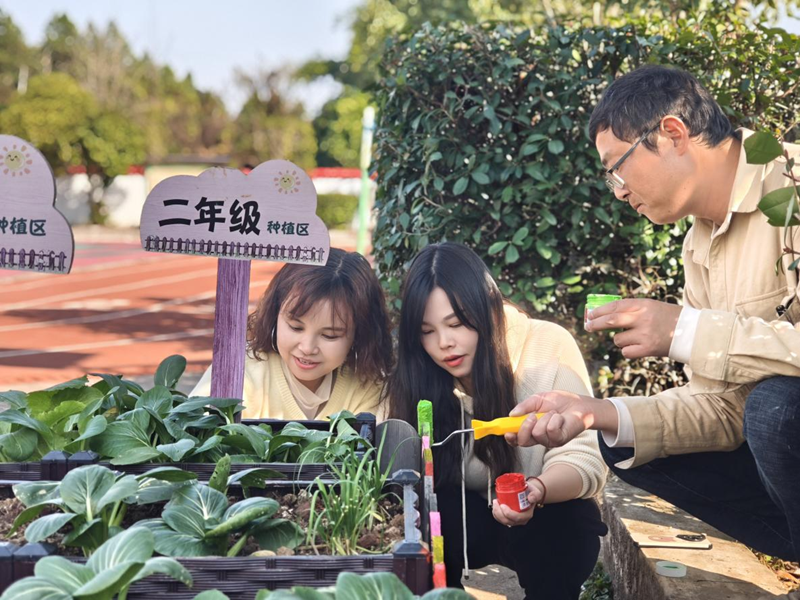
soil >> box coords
[0,497,28,545]
[0,497,81,555]
[240,490,405,556]
[0,490,405,557]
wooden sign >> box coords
[140,160,330,265]
[139,160,330,407]
[0,135,74,274]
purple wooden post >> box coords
[210,258,251,422]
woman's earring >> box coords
[271,326,277,350]
[353,350,358,373]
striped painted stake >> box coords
[418,400,447,588]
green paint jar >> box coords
[585,293,621,328]
[586,294,622,312]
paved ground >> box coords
[465,569,523,600]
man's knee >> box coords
[744,376,800,450]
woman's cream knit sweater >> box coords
[190,352,382,420]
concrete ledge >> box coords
[602,476,786,599]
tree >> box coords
[0,10,33,104]
[41,14,84,77]
[229,68,317,168]
[298,0,478,90]
[80,22,139,108]
[314,87,372,167]
[81,110,147,223]
[0,73,146,224]
[197,90,229,153]
[230,93,317,169]
[124,57,206,159]
[36,20,231,161]
[0,72,95,170]
[301,0,800,160]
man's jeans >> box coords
[600,376,800,561]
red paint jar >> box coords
[495,473,530,512]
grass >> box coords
[306,429,396,555]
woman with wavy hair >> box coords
[192,248,392,419]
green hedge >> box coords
[317,194,359,229]
[371,6,800,395]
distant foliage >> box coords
[317,194,359,229]
[314,87,372,168]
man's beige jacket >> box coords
[617,129,800,468]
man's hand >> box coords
[585,298,682,359]
[504,391,595,448]
[505,391,620,448]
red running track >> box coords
[0,241,287,390]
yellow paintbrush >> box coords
[431,414,544,446]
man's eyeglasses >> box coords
[604,124,660,192]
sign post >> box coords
[0,135,74,274]
[140,160,330,409]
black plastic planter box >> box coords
[0,546,430,599]
[0,471,431,599]
[0,414,377,492]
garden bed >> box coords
[0,544,410,599]
[0,491,406,556]
[0,356,376,493]
[0,359,430,598]
[0,447,430,600]
[0,481,429,599]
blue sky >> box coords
[0,0,362,114]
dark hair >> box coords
[248,248,392,383]
[588,65,736,151]
[385,243,517,487]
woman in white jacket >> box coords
[384,242,607,600]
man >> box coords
[507,65,800,573]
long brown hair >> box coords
[385,243,518,486]
[248,248,392,383]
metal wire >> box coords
[430,428,474,447]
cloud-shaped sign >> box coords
[0,135,74,274]
[140,160,330,265]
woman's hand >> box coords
[526,477,546,506]
[492,499,533,526]
[491,480,543,527]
